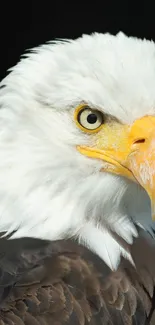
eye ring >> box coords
[74,105,104,133]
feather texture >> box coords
[0,32,154,270]
[0,32,155,325]
[0,231,154,324]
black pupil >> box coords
[87,113,97,124]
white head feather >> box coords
[0,31,154,269]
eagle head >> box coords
[0,32,155,269]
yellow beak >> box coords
[77,116,155,220]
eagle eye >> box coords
[74,105,104,133]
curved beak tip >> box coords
[127,134,155,221]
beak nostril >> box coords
[133,138,145,145]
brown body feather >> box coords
[0,230,154,324]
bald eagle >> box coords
[0,32,155,324]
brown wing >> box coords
[0,232,154,325]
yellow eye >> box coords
[74,105,104,133]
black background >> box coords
[0,5,154,81]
